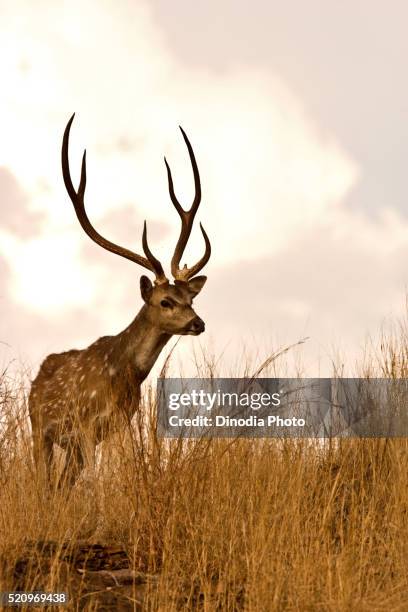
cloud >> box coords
[0,168,45,238]
[0,0,405,376]
[0,0,356,301]
[201,207,408,374]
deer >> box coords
[28,114,211,488]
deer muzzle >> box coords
[188,316,205,335]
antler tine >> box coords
[183,222,211,279]
[166,126,211,281]
[142,221,166,280]
[62,114,168,284]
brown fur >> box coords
[29,277,207,487]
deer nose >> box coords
[190,316,205,334]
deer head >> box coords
[62,114,211,337]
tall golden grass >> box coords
[1,327,408,610]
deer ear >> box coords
[140,275,153,302]
[187,275,207,297]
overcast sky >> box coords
[1,0,408,378]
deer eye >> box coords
[160,299,173,309]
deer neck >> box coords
[114,305,171,381]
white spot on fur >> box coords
[90,390,97,398]
[109,367,116,377]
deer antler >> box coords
[165,126,211,282]
[62,114,168,285]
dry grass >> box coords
[1,332,408,610]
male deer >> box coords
[29,114,211,487]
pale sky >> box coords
[1,0,408,378]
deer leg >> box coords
[32,429,54,487]
[58,440,84,489]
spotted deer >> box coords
[29,114,211,487]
